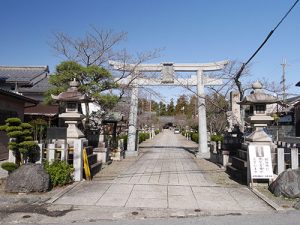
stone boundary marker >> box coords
[251,188,285,211]
[46,182,81,204]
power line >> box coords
[235,0,299,78]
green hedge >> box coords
[139,132,150,143]
[191,133,199,143]
[154,129,160,135]
[210,134,224,142]
[1,162,19,173]
[44,160,74,187]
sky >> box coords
[0,0,299,102]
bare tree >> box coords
[50,26,161,93]
[51,26,127,67]
[49,27,161,128]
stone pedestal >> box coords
[111,149,121,161]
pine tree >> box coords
[0,118,39,165]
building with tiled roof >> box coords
[0,66,49,91]
[0,88,38,160]
[19,76,53,102]
[0,64,59,135]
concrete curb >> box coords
[251,188,285,211]
[46,181,82,204]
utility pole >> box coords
[280,59,287,103]
[149,93,152,112]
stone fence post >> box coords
[291,147,299,170]
[73,139,84,182]
[47,143,56,162]
[276,147,285,175]
[276,142,299,175]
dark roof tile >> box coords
[19,76,53,93]
[0,66,49,85]
[0,88,38,104]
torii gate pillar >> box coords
[197,70,209,158]
[127,84,139,156]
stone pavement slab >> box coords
[54,182,111,205]
[51,130,273,213]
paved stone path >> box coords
[52,130,272,213]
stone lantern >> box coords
[239,81,278,143]
[51,79,90,144]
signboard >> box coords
[249,145,273,179]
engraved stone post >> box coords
[277,147,285,175]
[73,139,83,182]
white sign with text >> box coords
[249,145,273,179]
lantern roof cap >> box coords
[51,78,90,102]
[239,81,278,105]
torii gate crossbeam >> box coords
[110,60,229,158]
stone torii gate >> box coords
[109,60,228,158]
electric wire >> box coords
[236,0,299,78]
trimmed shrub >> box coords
[0,117,38,164]
[211,134,224,142]
[154,129,160,135]
[4,118,22,126]
[139,132,150,143]
[1,162,19,173]
[44,160,74,187]
[191,133,199,143]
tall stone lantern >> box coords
[239,81,278,186]
[239,81,278,142]
[51,79,90,145]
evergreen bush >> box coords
[44,160,74,187]
[191,133,199,143]
[1,162,19,173]
[139,132,150,143]
[0,118,39,165]
[211,134,224,142]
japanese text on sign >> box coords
[249,145,273,179]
